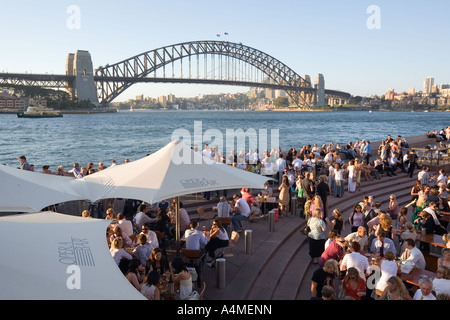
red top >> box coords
[343,276,366,300]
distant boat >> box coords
[369,110,372,113]
[424,109,429,112]
[17,106,63,118]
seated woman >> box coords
[169,257,193,300]
[141,270,161,300]
[110,237,132,265]
[377,276,412,300]
[340,267,366,300]
[205,219,230,265]
[125,259,145,291]
[145,247,169,275]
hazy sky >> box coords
[1,0,449,101]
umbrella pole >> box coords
[175,196,181,256]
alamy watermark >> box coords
[66,5,81,30]
[170,121,279,165]
[366,5,381,30]
[66,265,81,290]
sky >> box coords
[1,0,449,101]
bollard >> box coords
[269,211,275,232]
[216,258,226,289]
[244,230,253,254]
[291,197,297,216]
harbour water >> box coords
[0,110,448,170]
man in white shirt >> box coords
[202,144,212,159]
[184,221,208,250]
[133,204,156,230]
[275,154,286,183]
[217,196,232,218]
[137,224,159,251]
[345,226,369,252]
[292,156,304,172]
[418,166,430,186]
[400,238,426,270]
[283,168,295,188]
[117,213,134,237]
[423,202,442,226]
[340,241,370,280]
[231,193,251,232]
[177,202,191,235]
[323,152,334,165]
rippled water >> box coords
[0,110,448,170]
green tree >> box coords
[273,96,289,108]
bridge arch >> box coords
[94,40,316,107]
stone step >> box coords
[246,230,307,300]
[218,215,305,300]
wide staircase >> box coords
[200,169,424,300]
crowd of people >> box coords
[14,127,450,301]
[302,133,450,300]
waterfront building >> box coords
[423,76,434,95]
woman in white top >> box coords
[141,271,161,300]
[347,160,357,193]
[169,258,192,300]
[375,250,399,295]
[432,266,450,296]
[333,163,345,198]
[110,237,132,265]
[205,219,230,260]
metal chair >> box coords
[218,230,240,257]
[217,216,231,232]
[199,282,206,300]
[181,248,206,269]
[197,207,216,228]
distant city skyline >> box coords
[0,0,449,101]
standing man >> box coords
[275,154,287,184]
[361,140,371,165]
[407,150,418,178]
[18,155,32,171]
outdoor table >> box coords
[416,233,446,248]
[365,254,436,287]
[399,267,436,287]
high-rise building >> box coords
[423,76,434,94]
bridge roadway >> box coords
[0,72,351,100]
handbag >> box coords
[297,187,304,198]
[302,225,311,235]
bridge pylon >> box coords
[66,50,99,106]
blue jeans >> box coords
[231,214,248,231]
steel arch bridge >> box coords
[94,40,350,108]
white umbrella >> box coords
[79,140,272,249]
[79,140,272,204]
[0,164,84,212]
[0,211,145,300]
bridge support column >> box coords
[66,50,99,106]
[314,74,325,108]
